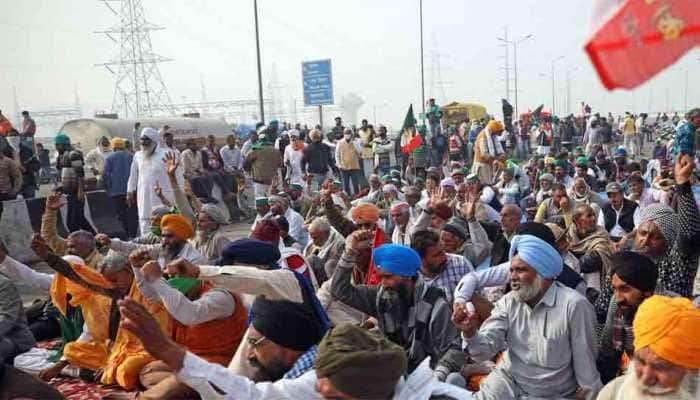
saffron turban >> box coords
[351,203,380,225]
[633,295,700,369]
[315,323,406,400]
[509,234,562,279]
[487,120,504,133]
[373,244,421,277]
[110,137,125,149]
[160,214,193,240]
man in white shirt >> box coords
[269,194,308,247]
[219,134,242,173]
[452,233,602,399]
[598,182,640,241]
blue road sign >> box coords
[302,59,334,106]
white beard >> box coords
[513,274,544,302]
[623,363,698,400]
[142,143,156,157]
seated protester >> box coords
[567,204,613,295]
[116,300,471,399]
[30,238,170,390]
[626,173,670,211]
[493,166,520,205]
[303,217,344,285]
[165,239,331,379]
[534,183,574,228]
[190,204,231,263]
[131,205,174,245]
[535,173,554,204]
[489,204,522,267]
[403,185,424,221]
[573,156,599,192]
[389,202,413,246]
[275,215,303,252]
[0,269,35,363]
[596,155,700,322]
[322,192,387,285]
[288,183,312,217]
[597,182,640,242]
[250,197,272,233]
[331,238,465,381]
[452,233,602,399]
[553,159,574,189]
[125,257,248,399]
[567,177,604,214]
[269,195,308,247]
[96,214,208,270]
[598,295,700,400]
[411,230,474,304]
[252,219,318,289]
[453,222,587,308]
[465,173,502,220]
[0,362,64,400]
[596,252,666,384]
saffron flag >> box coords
[585,0,700,90]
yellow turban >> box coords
[160,214,193,240]
[487,120,504,133]
[633,295,700,369]
[351,203,380,225]
[110,137,125,149]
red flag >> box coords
[585,0,700,90]
[401,133,423,154]
[364,228,386,286]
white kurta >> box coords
[127,146,184,235]
[283,144,305,185]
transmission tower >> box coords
[97,0,175,118]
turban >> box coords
[390,202,409,214]
[315,323,406,399]
[390,169,401,177]
[544,156,555,165]
[503,167,515,177]
[351,203,380,225]
[251,297,324,352]
[487,120,504,133]
[610,251,658,292]
[433,203,453,221]
[450,169,465,177]
[151,205,173,219]
[373,244,421,277]
[110,137,125,149]
[168,277,200,294]
[269,195,288,208]
[639,203,679,245]
[633,295,700,369]
[54,133,71,145]
[517,222,556,246]
[382,184,398,196]
[288,129,300,138]
[200,204,228,225]
[332,180,343,189]
[553,160,568,169]
[575,156,588,167]
[140,127,159,143]
[442,220,468,241]
[160,214,193,240]
[539,173,554,182]
[466,173,480,183]
[217,238,280,266]
[251,218,280,244]
[440,177,455,188]
[255,197,269,207]
[380,175,392,182]
[509,234,562,279]
[289,183,303,191]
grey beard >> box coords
[626,362,698,399]
[513,274,544,302]
[142,143,156,156]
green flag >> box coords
[401,104,416,132]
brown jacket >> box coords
[246,145,282,184]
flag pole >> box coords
[419,0,426,125]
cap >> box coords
[605,182,623,193]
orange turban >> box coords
[486,120,504,133]
[351,203,380,225]
[633,295,700,369]
[160,214,194,240]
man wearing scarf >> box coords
[568,177,604,215]
[97,214,207,270]
[472,120,505,184]
[331,239,464,381]
[598,295,700,400]
[453,233,602,399]
[127,127,184,235]
[191,204,231,263]
[85,136,112,185]
[165,238,331,380]
[567,203,613,294]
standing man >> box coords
[132,122,141,147]
[102,137,137,238]
[372,125,396,177]
[0,140,21,201]
[161,131,180,161]
[357,119,374,181]
[245,132,282,197]
[622,112,638,156]
[127,127,183,235]
[85,136,112,186]
[20,110,36,143]
[335,128,362,196]
[426,98,443,137]
[472,120,505,184]
[54,133,93,232]
[330,117,344,142]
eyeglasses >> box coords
[247,335,268,349]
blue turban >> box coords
[373,244,421,277]
[508,234,562,279]
[216,238,280,266]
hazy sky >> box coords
[1,0,698,132]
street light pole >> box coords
[253,0,265,124]
[550,56,564,115]
[498,34,532,119]
[419,0,426,124]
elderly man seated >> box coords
[598,295,700,399]
[452,233,602,399]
